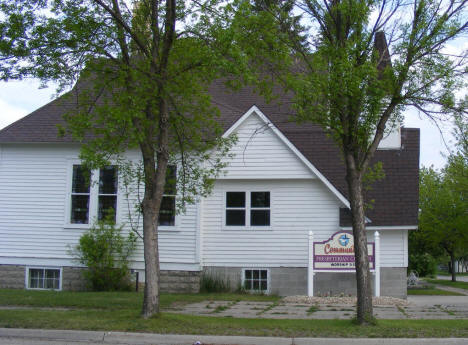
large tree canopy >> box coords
[0,0,257,317]
[417,153,468,281]
[233,0,468,323]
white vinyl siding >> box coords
[202,180,408,268]
[202,179,341,267]
[372,230,407,268]
[0,145,198,270]
[220,113,314,179]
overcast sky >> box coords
[0,78,456,169]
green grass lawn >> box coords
[426,279,468,290]
[0,289,278,310]
[1,289,468,337]
[407,288,465,296]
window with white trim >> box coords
[243,269,268,291]
[158,165,176,226]
[27,268,61,290]
[71,165,91,224]
[250,192,270,226]
[69,165,118,225]
[225,191,270,227]
[98,166,118,221]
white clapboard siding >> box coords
[368,230,407,268]
[219,113,314,179]
[202,179,407,268]
[201,179,340,267]
[0,144,198,269]
[0,144,81,261]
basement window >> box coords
[27,267,61,290]
[243,269,268,292]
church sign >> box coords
[313,231,375,270]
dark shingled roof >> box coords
[0,79,419,227]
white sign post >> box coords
[374,231,381,297]
[308,231,314,297]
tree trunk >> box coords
[140,95,170,318]
[141,195,160,318]
[450,253,457,282]
[346,163,373,324]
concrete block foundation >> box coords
[203,266,407,298]
[1,263,405,297]
[0,265,24,289]
[0,264,200,293]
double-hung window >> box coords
[69,164,118,225]
[225,192,246,226]
[98,166,118,221]
[158,165,177,227]
[70,165,91,224]
[250,192,270,226]
[225,191,270,227]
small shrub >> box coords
[200,271,231,293]
[73,216,137,291]
[409,253,437,277]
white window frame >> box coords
[157,165,180,231]
[223,190,272,230]
[25,266,62,291]
[241,268,270,294]
[97,165,119,222]
[65,160,120,228]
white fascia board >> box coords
[340,225,418,231]
[222,105,350,208]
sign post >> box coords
[375,231,381,297]
[308,231,314,297]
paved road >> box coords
[1,328,468,345]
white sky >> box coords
[0,78,456,169]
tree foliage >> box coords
[234,0,468,323]
[0,0,251,317]
[417,155,468,281]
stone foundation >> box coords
[0,265,24,289]
[203,266,407,298]
[0,264,200,293]
[160,270,200,293]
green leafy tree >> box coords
[235,0,468,323]
[0,0,245,317]
[418,160,468,282]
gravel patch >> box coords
[282,296,408,306]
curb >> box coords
[1,328,468,345]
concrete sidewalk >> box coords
[168,296,468,319]
[437,275,468,283]
[1,328,468,345]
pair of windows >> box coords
[225,191,270,226]
[70,165,176,226]
[70,165,118,224]
[27,268,61,290]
